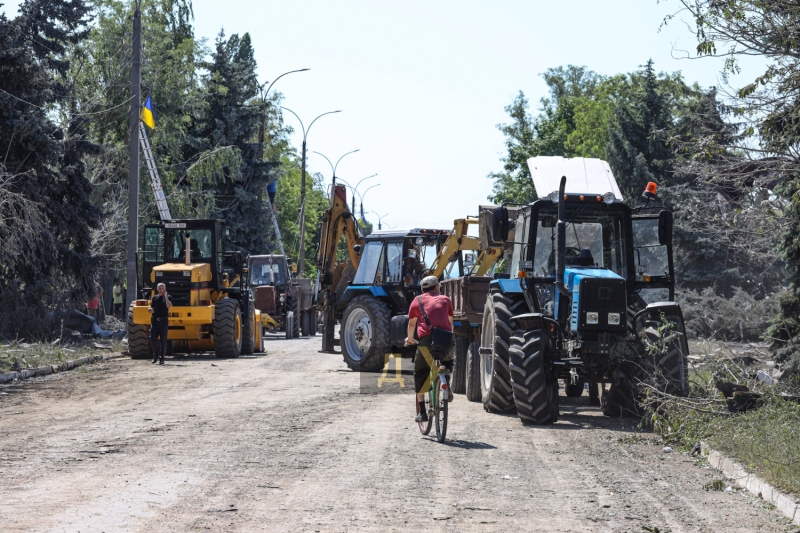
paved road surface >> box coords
[0,336,793,532]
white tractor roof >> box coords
[527,156,623,201]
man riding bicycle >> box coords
[404,275,455,423]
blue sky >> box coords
[2,1,765,231]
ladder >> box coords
[267,187,286,256]
[139,121,172,221]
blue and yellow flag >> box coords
[140,95,156,129]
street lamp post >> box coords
[337,174,377,211]
[370,211,390,230]
[313,149,360,206]
[359,183,382,220]
[257,69,309,146]
[280,107,341,277]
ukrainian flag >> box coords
[140,95,156,129]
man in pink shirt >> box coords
[405,276,455,422]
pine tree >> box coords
[0,0,102,338]
[606,60,675,201]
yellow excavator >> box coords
[423,216,504,279]
[314,183,364,353]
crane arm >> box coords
[315,184,363,291]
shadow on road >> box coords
[440,439,497,450]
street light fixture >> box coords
[256,68,309,146]
[312,149,360,203]
[370,211,390,230]
[280,106,342,276]
[337,174,377,211]
[359,183,381,220]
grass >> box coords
[646,351,800,496]
[0,338,125,373]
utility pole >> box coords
[299,139,307,274]
[126,1,141,308]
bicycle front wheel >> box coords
[417,395,432,435]
[435,378,448,443]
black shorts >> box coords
[413,335,454,394]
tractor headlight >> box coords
[519,260,533,271]
[608,312,621,325]
[156,271,163,277]
[183,271,191,277]
[586,312,599,325]
[603,192,616,204]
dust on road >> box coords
[0,336,792,532]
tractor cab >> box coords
[140,219,245,302]
[249,255,291,292]
[339,228,449,314]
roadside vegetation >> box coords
[0,338,126,373]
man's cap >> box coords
[420,276,439,289]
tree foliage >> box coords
[0,0,102,338]
[668,0,800,365]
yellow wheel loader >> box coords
[127,219,264,359]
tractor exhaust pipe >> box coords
[185,234,191,265]
[555,176,569,297]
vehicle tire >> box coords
[241,300,255,355]
[214,298,242,358]
[600,382,638,417]
[287,296,300,338]
[451,337,467,394]
[465,341,482,402]
[299,309,308,337]
[285,311,294,340]
[588,381,600,406]
[341,296,392,372]
[127,304,152,359]
[480,292,524,413]
[255,318,265,353]
[435,378,448,443]
[417,395,432,435]
[508,329,559,425]
[309,310,318,336]
[564,378,585,397]
[642,314,689,397]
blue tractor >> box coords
[477,156,688,423]
[335,228,450,372]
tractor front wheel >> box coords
[509,329,559,425]
[341,296,391,372]
[214,298,242,358]
[127,304,152,360]
[241,299,255,355]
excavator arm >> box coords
[425,216,506,279]
[315,184,363,302]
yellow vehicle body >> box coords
[128,262,263,357]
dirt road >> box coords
[0,336,793,532]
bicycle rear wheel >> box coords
[435,377,448,443]
[417,395,432,435]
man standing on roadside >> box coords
[148,283,172,365]
[404,276,455,423]
[112,278,124,319]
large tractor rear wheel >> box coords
[127,304,152,360]
[241,300,255,355]
[286,296,300,338]
[214,298,242,358]
[341,296,391,372]
[480,292,523,413]
[451,337,467,394]
[509,329,559,425]
[465,341,482,401]
[600,383,638,417]
[643,314,689,397]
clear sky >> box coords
[2,1,765,231]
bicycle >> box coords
[416,356,450,443]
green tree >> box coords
[0,0,102,338]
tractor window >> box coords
[353,241,383,285]
[144,227,164,262]
[385,242,403,283]
[532,209,628,279]
[250,258,286,286]
[166,229,213,262]
[632,218,669,277]
[534,222,604,275]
